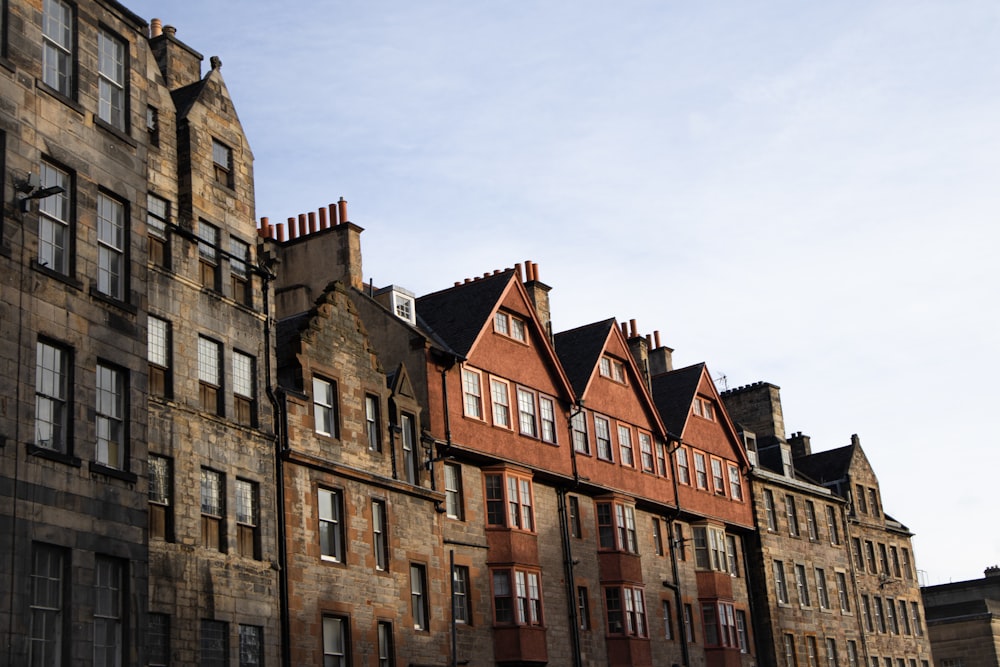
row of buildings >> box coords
[0,1,944,665]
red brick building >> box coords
[650,362,757,667]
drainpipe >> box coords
[259,261,291,667]
[558,488,583,667]
[738,481,764,663]
[450,549,458,667]
[559,400,586,666]
[663,434,691,667]
[435,352,458,663]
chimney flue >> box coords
[338,197,348,225]
[150,18,163,37]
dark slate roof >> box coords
[170,77,209,120]
[416,270,514,357]
[794,444,854,484]
[553,319,615,396]
[650,363,705,436]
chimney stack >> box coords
[648,330,674,375]
[788,431,812,458]
[624,319,651,391]
[149,21,203,90]
[522,260,553,346]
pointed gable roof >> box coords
[651,363,751,466]
[553,319,616,397]
[651,363,706,437]
[416,268,576,401]
[554,318,667,437]
[416,270,514,358]
[794,444,855,485]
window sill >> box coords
[0,55,14,73]
[89,461,138,483]
[31,261,83,289]
[320,555,346,566]
[89,286,138,315]
[27,444,81,466]
[94,117,137,148]
[34,80,85,116]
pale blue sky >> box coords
[130,1,1000,584]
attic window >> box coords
[395,295,413,322]
[494,312,526,343]
[212,139,233,188]
[692,397,714,421]
[599,356,626,384]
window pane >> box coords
[233,352,253,398]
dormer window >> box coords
[692,397,715,420]
[375,286,417,326]
[494,312,526,342]
[599,356,626,383]
[395,295,413,322]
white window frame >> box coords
[38,161,71,275]
[490,378,511,429]
[30,544,65,665]
[617,424,634,467]
[453,565,470,624]
[693,451,708,489]
[98,29,126,130]
[95,363,125,469]
[516,387,538,437]
[676,447,690,484]
[571,410,590,454]
[594,415,613,461]
[42,0,73,96]
[728,463,743,500]
[235,478,258,558]
[410,564,428,630]
[444,462,463,519]
[461,368,483,419]
[639,432,655,472]
[539,395,557,443]
[312,376,337,437]
[212,139,233,188]
[774,560,789,604]
[35,340,69,452]
[365,394,381,451]
[318,488,344,562]
[233,350,255,425]
[795,563,811,607]
[372,499,388,571]
[710,457,726,495]
[93,557,123,666]
[322,616,347,667]
[96,194,126,299]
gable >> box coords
[656,364,750,467]
[458,274,575,402]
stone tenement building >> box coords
[723,383,934,667]
[0,1,935,666]
[0,1,279,665]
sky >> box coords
[128,1,999,585]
